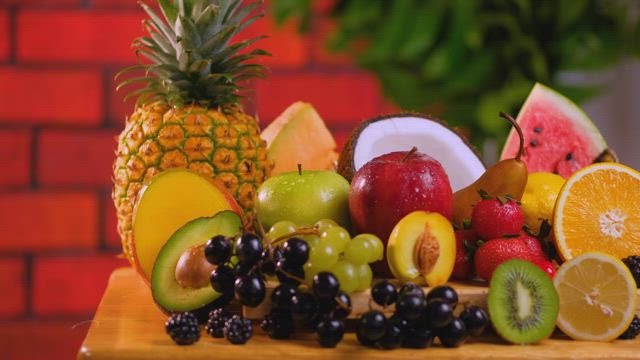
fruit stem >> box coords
[297,163,302,175]
[270,227,320,246]
[500,112,524,161]
[334,295,350,311]
[276,267,306,283]
[401,146,418,163]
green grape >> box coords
[355,263,373,291]
[331,260,358,293]
[321,226,350,253]
[266,220,297,242]
[353,233,383,262]
[229,255,239,267]
[304,262,321,285]
[308,242,339,270]
[299,234,321,248]
[344,236,373,264]
[314,218,338,232]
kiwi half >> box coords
[487,259,559,344]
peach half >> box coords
[132,169,242,281]
[386,211,456,286]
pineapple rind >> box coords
[112,103,269,265]
[113,0,271,265]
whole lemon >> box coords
[521,172,565,234]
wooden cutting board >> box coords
[77,268,640,360]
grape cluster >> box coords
[207,233,265,307]
[202,226,315,344]
[267,219,383,293]
[358,282,489,349]
[259,270,352,347]
[163,220,382,347]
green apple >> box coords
[256,170,351,230]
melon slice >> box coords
[132,169,242,281]
[261,102,338,176]
[337,114,486,192]
[500,83,610,178]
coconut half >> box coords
[337,114,486,192]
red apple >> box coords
[349,148,454,276]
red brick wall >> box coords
[0,1,384,359]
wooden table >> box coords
[77,267,640,359]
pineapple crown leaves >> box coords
[117,0,270,108]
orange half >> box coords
[553,162,640,261]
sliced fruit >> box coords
[500,83,612,178]
[133,169,242,280]
[261,102,338,176]
[387,211,455,286]
[488,259,559,344]
[521,172,565,234]
[152,211,241,321]
[337,114,485,191]
[553,163,640,261]
[553,252,637,341]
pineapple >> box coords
[113,0,271,265]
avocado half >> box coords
[151,210,241,323]
[337,113,486,192]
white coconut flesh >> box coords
[353,116,486,192]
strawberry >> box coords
[531,258,556,279]
[474,238,534,281]
[471,194,524,240]
[517,233,547,261]
[452,229,478,280]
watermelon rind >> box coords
[500,82,608,161]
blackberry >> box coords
[205,308,229,338]
[165,312,200,345]
[619,315,640,340]
[622,256,640,288]
[225,315,253,345]
[261,311,294,339]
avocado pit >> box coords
[175,243,215,289]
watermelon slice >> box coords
[500,83,610,178]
